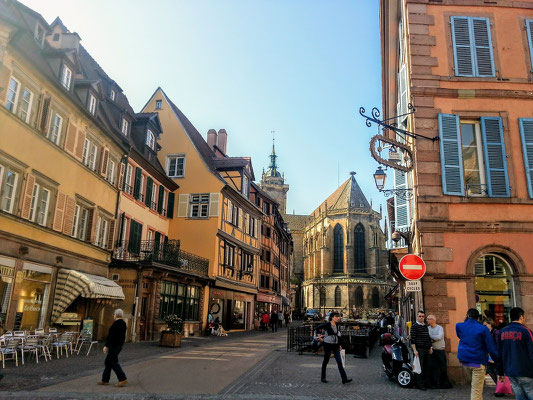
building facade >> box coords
[381,0,533,382]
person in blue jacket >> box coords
[497,307,533,400]
[456,308,498,400]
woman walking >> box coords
[315,312,352,384]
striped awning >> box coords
[52,269,125,322]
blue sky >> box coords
[24,0,384,216]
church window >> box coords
[334,286,341,307]
[372,287,380,308]
[319,286,326,308]
[354,224,366,273]
[333,224,344,273]
[355,286,363,307]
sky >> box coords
[23,0,385,217]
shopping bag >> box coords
[412,355,422,374]
[340,349,346,368]
[495,377,513,395]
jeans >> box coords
[509,376,533,400]
[102,346,127,383]
[414,348,431,388]
[464,365,485,400]
[321,343,347,381]
[271,322,277,332]
[429,349,452,388]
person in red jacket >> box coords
[261,312,270,332]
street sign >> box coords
[405,280,421,292]
[399,254,426,280]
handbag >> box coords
[412,355,422,374]
[340,349,346,368]
[495,377,513,395]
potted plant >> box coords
[160,314,183,347]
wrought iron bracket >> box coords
[359,104,439,142]
[379,188,413,200]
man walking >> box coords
[98,308,128,387]
[427,314,452,389]
[498,307,533,399]
[410,310,432,390]
[456,308,498,400]
[270,309,278,332]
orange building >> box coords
[381,0,533,381]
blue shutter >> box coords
[393,169,409,229]
[438,114,465,196]
[451,16,474,77]
[526,20,533,73]
[480,117,509,197]
[519,118,533,198]
[472,17,495,77]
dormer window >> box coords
[88,93,97,115]
[155,100,162,110]
[110,89,116,101]
[53,33,60,41]
[60,64,72,89]
[34,24,45,46]
[121,118,129,135]
[146,130,155,150]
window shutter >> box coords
[393,170,409,230]
[74,130,85,160]
[519,119,533,198]
[85,208,95,242]
[133,167,142,199]
[527,20,533,73]
[451,16,474,77]
[438,113,465,195]
[64,122,77,154]
[145,177,153,207]
[481,117,509,197]
[209,193,220,217]
[128,220,141,254]
[52,191,67,232]
[21,174,36,219]
[238,208,243,228]
[100,147,109,177]
[255,220,259,238]
[62,196,76,235]
[157,185,165,214]
[177,194,189,217]
[39,95,51,133]
[472,17,495,77]
[94,216,102,245]
[167,192,175,218]
[107,219,115,250]
[118,162,125,190]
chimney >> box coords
[207,129,217,150]
[217,129,227,155]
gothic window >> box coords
[333,224,344,273]
[335,286,341,307]
[354,224,366,273]
[355,286,363,307]
[372,287,380,308]
[319,286,326,307]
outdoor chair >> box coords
[34,328,45,335]
[21,335,40,365]
[13,331,25,338]
[37,335,52,362]
[51,333,73,359]
[75,332,98,356]
[0,338,20,367]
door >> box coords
[225,299,232,331]
[139,296,148,340]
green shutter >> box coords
[128,220,142,254]
[157,185,165,214]
[167,192,175,218]
[519,118,533,198]
[438,113,465,196]
[133,167,142,199]
[480,117,509,197]
[145,177,153,207]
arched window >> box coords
[354,224,365,273]
[474,254,515,325]
[335,286,341,307]
[372,287,380,308]
[333,224,344,273]
[319,286,326,307]
[355,286,364,307]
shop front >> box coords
[210,288,255,331]
[0,256,15,325]
[255,293,282,322]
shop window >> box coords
[0,263,14,323]
[15,266,51,330]
[159,281,200,321]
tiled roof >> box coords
[312,175,371,215]
[284,214,311,231]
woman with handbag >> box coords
[315,312,352,384]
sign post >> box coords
[399,254,426,281]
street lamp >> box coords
[372,166,413,200]
[373,166,387,191]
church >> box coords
[260,143,393,314]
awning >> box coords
[52,269,125,322]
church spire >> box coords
[265,131,281,178]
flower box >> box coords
[160,331,182,347]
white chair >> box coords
[0,338,19,367]
[75,332,98,356]
[51,333,74,359]
[21,335,39,365]
[34,328,45,335]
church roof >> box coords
[284,214,311,231]
[312,174,371,215]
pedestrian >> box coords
[261,312,270,332]
[456,308,498,400]
[410,310,432,390]
[385,312,395,328]
[98,308,128,387]
[284,310,290,327]
[498,307,533,399]
[270,310,278,332]
[427,314,452,389]
[278,310,283,328]
[482,317,500,391]
[315,312,352,384]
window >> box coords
[107,160,116,185]
[73,205,89,240]
[94,216,109,248]
[265,227,271,238]
[167,156,185,178]
[52,33,59,41]
[155,100,162,109]
[224,241,235,268]
[6,77,19,112]
[190,193,209,218]
[146,130,155,150]
[159,281,200,321]
[89,143,98,171]
[0,167,18,213]
[82,139,90,166]
[88,94,97,115]
[438,114,509,197]
[355,286,364,307]
[124,163,133,194]
[354,224,365,273]
[333,224,344,273]
[241,251,254,273]
[519,118,533,198]
[263,202,270,215]
[19,88,33,123]
[60,64,72,89]
[150,182,157,209]
[48,112,63,145]
[231,203,239,226]
[30,185,50,226]
[34,24,45,44]
[249,217,256,238]
[110,89,116,101]
[372,287,380,308]
[121,118,129,136]
[242,175,249,197]
[450,16,495,77]
[335,286,341,307]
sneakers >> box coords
[97,381,109,385]
[115,379,128,387]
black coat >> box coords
[105,318,127,348]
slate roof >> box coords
[284,214,311,231]
[312,175,371,215]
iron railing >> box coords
[113,240,209,276]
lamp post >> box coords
[373,166,413,200]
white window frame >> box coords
[151,182,157,209]
[88,93,97,115]
[121,118,129,136]
[29,182,39,221]
[0,168,18,214]
[60,64,72,89]
[77,206,88,240]
[48,111,63,145]
[36,187,50,226]
[146,130,155,149]
[107,160,116,184]
[72,204,80,237]
[89,143,98,171]
[190,193,209,218]
[125,163,133,193]
[34,24,45,45]
[19,88,33,123]
[242,175,249,197]
[82,138,90,166]
[160,190,166,215]
[6,77,20,113]
[460,120,487,196]
[167,155,185,178]
[94,216,109,248]
[110,89,116,101]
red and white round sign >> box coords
[399,254,426,280]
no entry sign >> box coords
[399,254,426,281]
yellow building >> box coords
[0,3,126,338]
[142,88,262,330]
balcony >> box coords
[113,240,209,277]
